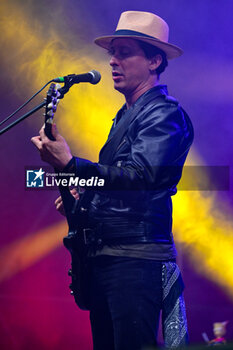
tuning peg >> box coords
[47,110,54,117]
[68,269,73,276]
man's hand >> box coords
[54,188,79,216]
[31,124,73,170]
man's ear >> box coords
[149,54,162,71]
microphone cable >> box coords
[0,79,54,127]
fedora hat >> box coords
[94,11,183,59]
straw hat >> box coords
[94,11,183,59]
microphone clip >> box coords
[57,75,76,99]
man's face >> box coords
[108,38,153,96]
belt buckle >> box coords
[83,228,94,245]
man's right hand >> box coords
[54,188,79,216]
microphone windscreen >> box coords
[89,70,101,84]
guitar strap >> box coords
[99,90,166,165]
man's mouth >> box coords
[112,71,123,81]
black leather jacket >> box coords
[71,85,194,245]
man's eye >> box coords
[107,49,114,56]
[119,50,131,57]
[107,48,132,58]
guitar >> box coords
[44,83,90,310]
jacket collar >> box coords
[134,84,168,107]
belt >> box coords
[77,222,173,246]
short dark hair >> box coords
[137,40,168,77]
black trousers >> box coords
[88,255,163,350]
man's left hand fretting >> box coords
[31,124,73,170]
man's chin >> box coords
[113,83,126,94]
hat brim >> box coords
[94,35,183,60]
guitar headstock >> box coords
[44,83,61,141]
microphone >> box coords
[53,70,101,85]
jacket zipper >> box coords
[116,138,126,151]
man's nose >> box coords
[109,54,119,66]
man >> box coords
[31,11,193,350]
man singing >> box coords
[31,11,194,349]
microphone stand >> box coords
[0,79,72,136]
[0,102,46,136]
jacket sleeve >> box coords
[65,102,193,192]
